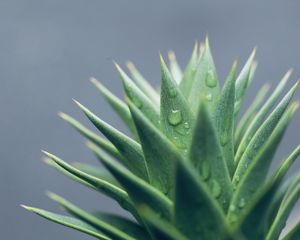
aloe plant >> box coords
[23,37,300,240]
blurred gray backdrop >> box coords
[1,0,300,239]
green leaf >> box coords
[126,61,160,106]
[48,193,137,240]
[174,159,228,239]
[215,61,237,176]
[72,162,122,188]
[22,206,111,240]
[189,100,232,211]
[42,151,135,215]
[129,102,180,198]
[115,63,160,128]
[160,54,195,155]
[168,51,183,84]
[179,41,198,98]
[139,206,189,240]
[235,70,293,163]
[233,81,299,187]
[235,84,270,150]
[282,220,300,240]
[266,149,300,240]
[188,37,221,113]
[236,145,300,239]
[233,48,256,117]
[228,103,299,221]
[262,176,296,236]
[59,112,121,160]
[74,100,148,181]
[90,78,138,138]
[93,213,149,240]
[87,142,173,221]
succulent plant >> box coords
[23,38,300,240]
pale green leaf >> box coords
[215,61,237,176]
[233,81,299,187]
[90,77,138,138]
[59,112,121,160]
[233,49,256,117]
[228,103,299,221]
[179,41,198,98]
[115,63,160,128]
[160,54,195,156]
[235,70,293,163]
[168,51,183,84]
[126,61,160,105]
[235,84,270,150]
[188,37,221,113]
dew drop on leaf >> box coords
[168,88,177,98]
[211,180,222,199]
[200,161,211,181]
[206,93,213,101]
[238,198,246,208]
[168,110,182,126]
[205,74,217,88]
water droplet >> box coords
[183,122,190,129]
[235,175,240,183]
[229,204,236,212]
[205,75,217,88]
[168,110,182,126]
[205,93,213,101]
[200,161,210,181]
[220,131,229,146]
[211,180,222,199]
[238,198,246,208]
[168,88,177,98]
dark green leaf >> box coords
[74,100,148,181]
[190,101,232,210]
[43,151,135,215]
[139,206,189,240]
[87,142,173,221]
[48,193,137,240]
[174,159,228,239]
[129,102,180,198]
[93,212,149,240]
[22,205,110,240]
[72,162,122,188]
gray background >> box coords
[1,0,300,239]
